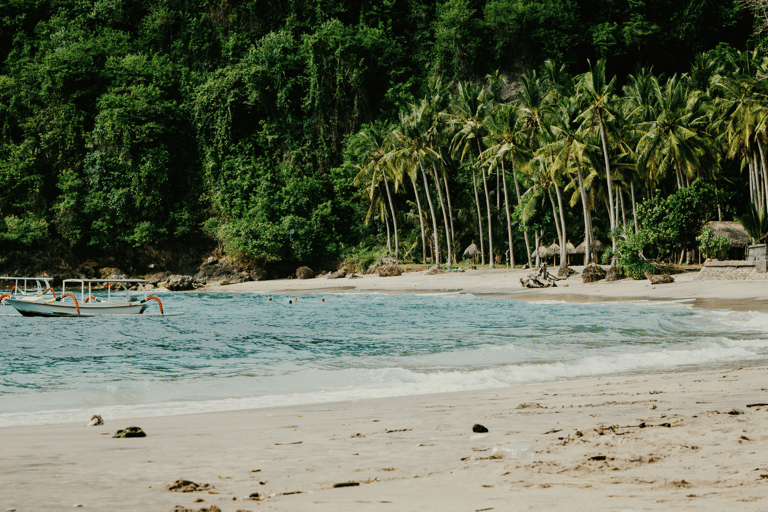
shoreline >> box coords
[203,266,768,313]
[7,267,768,510]
[6,365,768,511]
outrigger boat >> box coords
[0,277,165,317]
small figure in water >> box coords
[268,297,272,302]
[321,298,325,303]
[289,300,293,305]
[295,297,298,302]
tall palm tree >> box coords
[449,82,495,267]
[577,59,621,256]
[354,121,400,259]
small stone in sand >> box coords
[472,424,489,433]
[246,492,260,500]
[728,408,745,415]
[113,426,146,438]
[194,499,204,503]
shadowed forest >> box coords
[0,0,764,274]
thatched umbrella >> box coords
[590,239,605,253]
[573,241,586,254]
[463,242,480,267]
[547,242,560,265]
[530,245,551,260]
[564,241,576,265]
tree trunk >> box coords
[501,160,515,268]
[384,207,391,253]
[576,160,591,265]
[476,139,494,268]
[630,181,638,234]
[535,230,541,267]
[599,118,617,259]
[619,188,627,228]
[547,188,563,268]
[512,165,533,268]
[432,162,452,266]
[496,167,500,209]
[381,168,399,260]
[471,157,485,265]
[411,176,427,264]
[419,158,440,265]
[443,175,456,259]
[554,181,568,271]
[481,166,494,268]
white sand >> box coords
[6,268,768,511]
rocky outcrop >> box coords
[605,265,622,282]
[557,266,578,278]
[327,269,346,279]
[164,275,195,291]
[296,266,314,279]
[645,270,675,284]
[582,264,607,283]
[377,265,402,277]
[193,257,253,286]
[99,267,127,280]
[425,266,445,275]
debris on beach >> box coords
[472,424,489,433]
[425,266,446,275]
[166,479,213,493]
[170,506,222,512]
[644,270,674,284]
[86,414,103,426]
[517,402,546,409]
[326,269,346,279]
[333,481,360,488]
[520,264,562,288]
[245,492,261,500]
[377,265,402,277]
[112,426,146,438]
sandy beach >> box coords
[6,268,768,511]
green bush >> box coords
[696,228,732,259]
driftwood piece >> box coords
[644,270,674,284]
[520,264,562,288]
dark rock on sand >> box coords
[425,266,446,275]
[472,424,489,433]
[557,266,578,278]
[295,266,314,280]
[377,265,402,277]
[327,269,347,279]
[246,492,261,500]
[146,272,172,286]
[728,408,745,415]
[170,506,222,512]
[166,479,212,492]
[99,267,127,280]
[605,265,622,282]
[644,270,675,284]
[582,264,607,283]
[194,258,253,285]
[113,426,147,438]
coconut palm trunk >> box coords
[547,188,563,267]
[471,163,485,265]
[432,162,452,266]
[554,182,568,272]
[476,140,494,268]
[535,230,541,267]
[411,176,428,264]
[381,168,399,259]
[444,175,456,256]
[512,165,533,267]
[630,181,638,234]
[501,160,515,268]
[418,159,440,265]
[576,160,591,265]
[384,210,392,253]
[599,118,617,258]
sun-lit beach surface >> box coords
[5,268,768,511]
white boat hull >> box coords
[6,299,147,317]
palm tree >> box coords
[449,81,495,267]
[354,121,399,259]
[481,102,532,268]
[577,59,620,257]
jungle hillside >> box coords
[0,0,765,276]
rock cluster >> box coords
[377,265,402,277]
[327,269,347,279]
[582,264,607,283]
[644,270,675,284]
[605,265,622,282]
[295,266,314,279]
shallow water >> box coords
[2,292,767,427]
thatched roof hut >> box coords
[591,239,605,253]
[573,241,586,254]
[704,221,751,248]
[463,242,481,257]
[530,245,551,259]
[564,242,577,254]
[547,242,560,254]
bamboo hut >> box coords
[564,241,576,265]
[530,245,551,267]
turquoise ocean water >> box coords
[2,291,768,427]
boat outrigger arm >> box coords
[1,278,167,317]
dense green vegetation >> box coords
[0,0,761,270]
